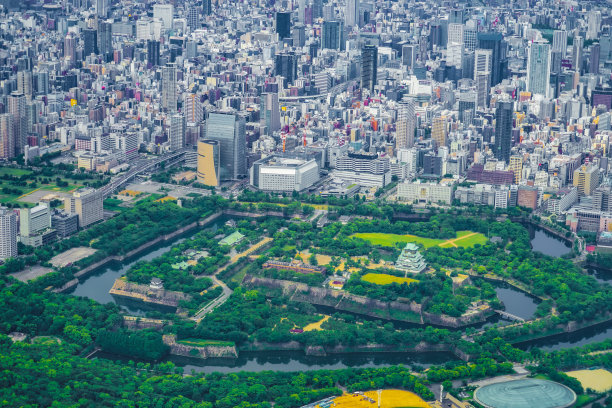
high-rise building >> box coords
[64,33,77,64]
[260,93,281,135]
[96,0,108,17]
[0,207,17,260]
[17,71,32,101]
[345,0,359,27]
[37,71,49,95]
[168,113,185,151]
[432,116,447,149]
[197,139,220,187]
[322,21,345,51]
[205,112,246,180]
[8,92,26,155]
[187,4,199,31]
[292,24,306,47]
[153,4,174,31]
[202,0,212,16]
[590,43,601,74]
[396,99,415,149]
[552,30,568,57]
[527,42,551,97]
[19,203,56,247]
[587,10,601,40]
[83,28,98,56]
[274,52,297,86]
[275,11,291,40]
[162,63,177,111]
[509,155,523,183]
[147,40,160,66]
[447,23,464,68]
[361,44,377,93]
[0,114,14,159]
[402,44,417,70]
[97,20,112,61]
[64,188,103,228]
[477,32,506,86]
[572,36,584,71]
[494,101,513,163]
[573,164,600,196]
[449,8,463,24]
[185,94,203,123]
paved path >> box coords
[439,232,479,248]
[191,237,273,322]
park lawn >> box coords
[0,167,32,176]
[565,369,612,393]
[177,338,235,347]
[104,198,126,212]
[362,273,418,286]
[352,231,487,249]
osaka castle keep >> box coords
[395,243,427,275]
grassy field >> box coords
[177,338,235,347]
[352,230,487,249]
[566,369,612,393]
[361,273,418,286]
[302,315,330,332]
[0,167,31,176]
[0,167,85,205]
[103,198,126,212]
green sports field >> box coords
[361,273,418,286]
[351,230,487,249]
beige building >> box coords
[64,188,103,228]
[196,140,220,187]
[432,116,447,148]
[573,164,599,196]
[397,180,453,204]
[509,155,523,183]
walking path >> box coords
[439,232,479,248]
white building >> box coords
[153,4,174,31]
[19,203,53,247]
[250,155,320,192]
[64,188,103,228]
[397,180,453,205]
[0,207,17,260]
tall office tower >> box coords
[0,114,14,159]
[147,40,160,66]
[187,4,199,31]
[447,23,464,68]
[202,0,212,16]
[572,36,583,71]
[587,10,601,40]
[168,113,185,151]
[185,94,203,123]
[37,71,49,95]
[0,207,17,260]
[162,63,177,111]
[395,99,415,149]
[464,26,478,51]
[458,90,477,123]
[361,44,377,93]
[448,23,464,44]
[312,0,323,19]
[64,188,103,229]
[551,50,563,74]
[275,11,291,40]
[432,116,448,149]
[402,44,417,70]
[97,21,112,61]
[478,32,506,86]
[96,0,108,17]
[590,43,600,74]
[17,71,33,101]
[552,30,568,57]
[573,164,600,196]
[206,112,246,180]
[527,42,551,97]
[275,52,297,86]
[153,4,174,30]
[322,21,345,50]
[19,203,53,247]
[509,155,523,183]
[64,33,77,64]
[297,0,305,22]
[345,0,359,27]
[323,4,334,20]
[83,28,98,56]
[494,101,513,163]
[8,92,26,155]
[260,93,281,135]
[197,139,220,187]
[449,8,463,24]
[474,49,492,108]
[292,24,306,47]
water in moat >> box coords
[71,217,609,372]
[526,224,572,258]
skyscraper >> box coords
[83,28,98,56]
[345,0,359,27]
[494,101,513,163]
[572,36,584,71]
[17,71,32,101]
[275,52,297,86]
[474,49,492,108]
[202,0,212,16]
[153,4,174,31]
[260,93,281,135]
[97,20,112,61]
[185,94,203,123]
[0,207,18,260]
[432,116,447,149]
[96,0,108,18]
[206,112,246,180]
[37,71,49,95]
[162,63,177,112]
[168,113,185,151]
[527,42,551,97]
[275,12,291,40]
[402,45,417,70]
[447,23,464,68]
[361,44,377,93]
[322,21,345,51]
[187,4,199,31]
[0,114,14,159]
[590,43,600,74]
[64,188,103,228]
[64,33,77,64]
[477,32,506,86]
[197,139,220,187]
[147,40,160,66]
[587,10,601,40]
[8,92,26,155]
[396,99,415,149]
[552,30,568,57]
